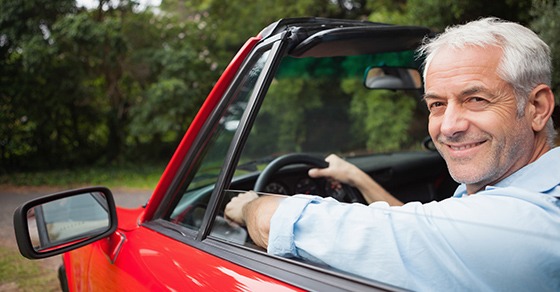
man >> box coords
[225,17,559,291]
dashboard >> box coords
[262,167,348,201]
[227,151,456,206]
[236,151,457,204]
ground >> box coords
[0,185,152,291]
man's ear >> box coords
[528,84,555,132]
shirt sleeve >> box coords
[267,191,560,291]
[267,194,319,258]
[268,194,414,288]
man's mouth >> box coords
[447,141,485,151]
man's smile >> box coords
[445,141,486,151]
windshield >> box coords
[237,50,428,173]
[169,47,433,228]
[187,50,271,192]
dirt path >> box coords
[0,184,153,291]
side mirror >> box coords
[13,187,118,259]
[364,66,423,90]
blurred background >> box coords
[1,0,559,185]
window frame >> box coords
[148,34,282,229]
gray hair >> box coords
[418,17,556,146]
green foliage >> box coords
[128,18,218,142]
[259,78,323,153]
[346,79,417,152]
[0,0,220,171]
[366,0,409,24]
[530,0,560,102]
[406,0,533,29]
[1,0,104,170]
[1,0,558,173]
[0,246,59,291]
[0,0,77,44]
[1,162,164,188]
[188,0,374,65]
[131,78,189,141]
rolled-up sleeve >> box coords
[267,194,412,287]
[268,195,321,257]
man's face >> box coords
[424,45,535,193]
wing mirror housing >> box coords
[13,187,118,259]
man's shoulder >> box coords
[542,146,560,157]
[495,147,560,194]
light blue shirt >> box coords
[268,147,560,291]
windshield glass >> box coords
[189,50,271,191]
[238,50,428,172]
[168,49,271,229]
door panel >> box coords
[68,226,302,291]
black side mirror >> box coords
[13,187,118,259]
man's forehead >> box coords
[425,46,504,88]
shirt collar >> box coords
[453,147,560,198]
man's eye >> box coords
[465,97,489,109]
[428,102,445,112]
[470,97,486,102]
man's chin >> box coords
[447,165,487,185]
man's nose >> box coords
[439,103,468,137]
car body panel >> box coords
[63,226,302,291]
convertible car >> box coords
[14,18,464,291]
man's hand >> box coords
[309,154,402,206]
[308,154,360,186]
[224,191,285,249]
[225,191,259,226]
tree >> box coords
[0,0,84,170]
[405,0,533,29]
[126,7,220,159]
[530,0,560,102]
[2,0,557,172]
[183,0,374,66]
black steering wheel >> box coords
[254,153,366,204]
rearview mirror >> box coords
[364,66,422,90]
[13,187,117,259]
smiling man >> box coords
[226,18,560,291]
[423,38,554,196]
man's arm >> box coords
[225,191,284,249]
[308,154,403,206]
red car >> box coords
[14,18,459,290]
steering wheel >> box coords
[254,153,366,204]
